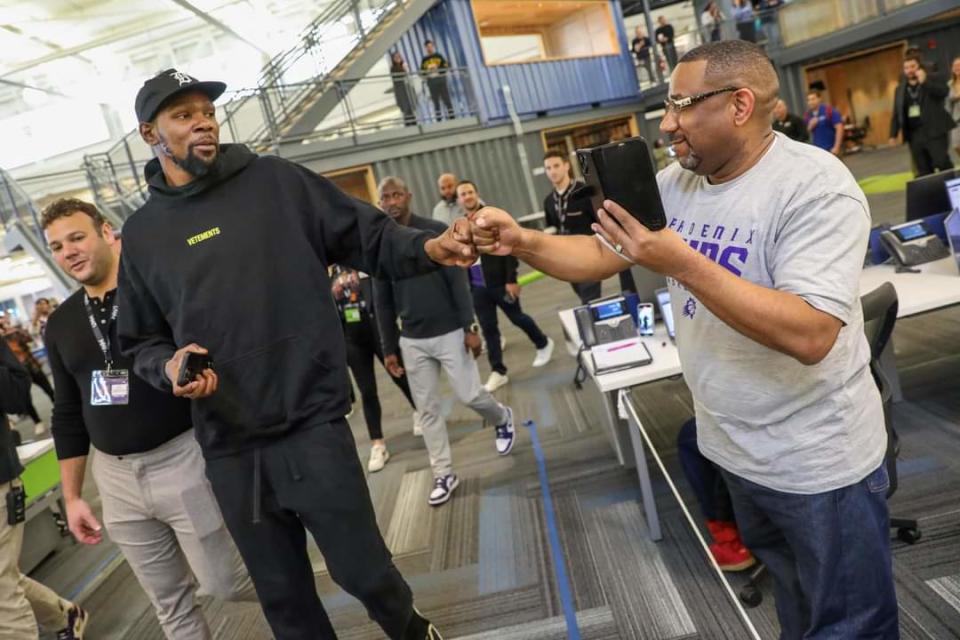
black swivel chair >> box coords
[738,281,921,608]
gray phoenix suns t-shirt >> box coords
[655,132,886,494]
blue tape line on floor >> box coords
[524,419,581,640]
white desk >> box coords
[559,309,681,540]
[859,256,960,401]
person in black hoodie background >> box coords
[117,69,474,640]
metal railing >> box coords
[83,0,412,224]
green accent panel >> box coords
[857,172,912,196]
[20,449,60,507]
[518,271,546,286]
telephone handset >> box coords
[880,220,949,268]
[574,306,597,347]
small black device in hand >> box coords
[575,136,667,231]
[177,352,214,387]
[6,484,26,525]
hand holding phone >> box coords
[165,344,217,399]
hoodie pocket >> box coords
[197,335,300,430]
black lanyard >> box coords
[83,295,119,370]
[553,182,576,234]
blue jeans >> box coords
[676,419,734,522]
[471,286,548,375]
[722,466,899,639]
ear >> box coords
[732,89,756,127]
[139,121,159,145]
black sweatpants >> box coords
[344,318,415,441]
[25,366,54,424]
[205,420,429,639]
[570,269,638,305]
[472,285,548,375]
[909,134,953,176]
[426,78,454,120]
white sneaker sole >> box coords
[428,475,460,506]
[368,451,390,473]
[484,376,509,393]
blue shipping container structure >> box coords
[390,0,640,125]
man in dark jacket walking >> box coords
[889,53,956,176]
[118,69,474,640]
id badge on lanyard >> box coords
[91,369,130,406]
[343,303,362,324]
[908,104,921,118]
[84,295,128,406]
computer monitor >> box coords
[906,169,958,221]
[945,210,960,273]
[946,176,960,213]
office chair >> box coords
[738,282,921,608]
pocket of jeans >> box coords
[180,481,226,538]
[865,465,890,495]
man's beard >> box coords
[160,136,220,178]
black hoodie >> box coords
[117,144,439,458]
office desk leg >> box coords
[600,389,636,470]
[624,406,662,541]
[879,335,903,403]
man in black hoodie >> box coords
[117,69,474,640]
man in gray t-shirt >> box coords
[470,41,898,639]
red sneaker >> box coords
[706,520,757,572]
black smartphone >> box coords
[177,352,214,387]
[575,137,667,231]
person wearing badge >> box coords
[41,198,257,639]
[331,265,420,473]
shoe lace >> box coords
[495,424,509,439]
[433,476,447,490]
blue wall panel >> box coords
[391,0,639,124]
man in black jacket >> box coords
[420,40,455,121]
[772,99,809,143]
[42,198,255,639]
[374,177,515,507]
[117,69,473,640]
[0,341,88,639]
[889,53,956,176]
[457,181,553,392]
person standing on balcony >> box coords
[655,16,678,70]
[456,180,554,393]
[433,172,464,226]
[732,0,756,43]
[389,51,417,126]
[889,52,956,177]
[804,89,844,156]
[631,26,654,85]
[119,68,473,640]
[701,2,724,43]
[420,40,455,121]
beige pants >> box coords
[92,430,257,640]
[0,479,72,639]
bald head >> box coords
[437,172,458,203]
[679,41,779,121]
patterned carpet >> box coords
[26,146,960,638]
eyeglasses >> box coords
[663,87,740,114]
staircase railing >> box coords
[83,0,411,223]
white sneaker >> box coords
[428,473,460,506]
[484,371,509,392]
[532,337,555,367]
[368,444,390,473]
[412,411,424,436]
[34,421,47,435]
[494,406,516,455]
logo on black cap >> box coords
[170,70,194,86]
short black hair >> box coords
[41,198,107,233]
[424,39,434,46]
[679,40,779,110]
[456,179,477,191]
[807,89,822,97]
[543,150,569,163]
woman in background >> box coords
[949,56,960,160]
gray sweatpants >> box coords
[91,429,257,640]
[400,328,507,478]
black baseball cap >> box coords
[135,68,227,123]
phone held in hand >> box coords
[574,136,667,232]
[177,352,214,387]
